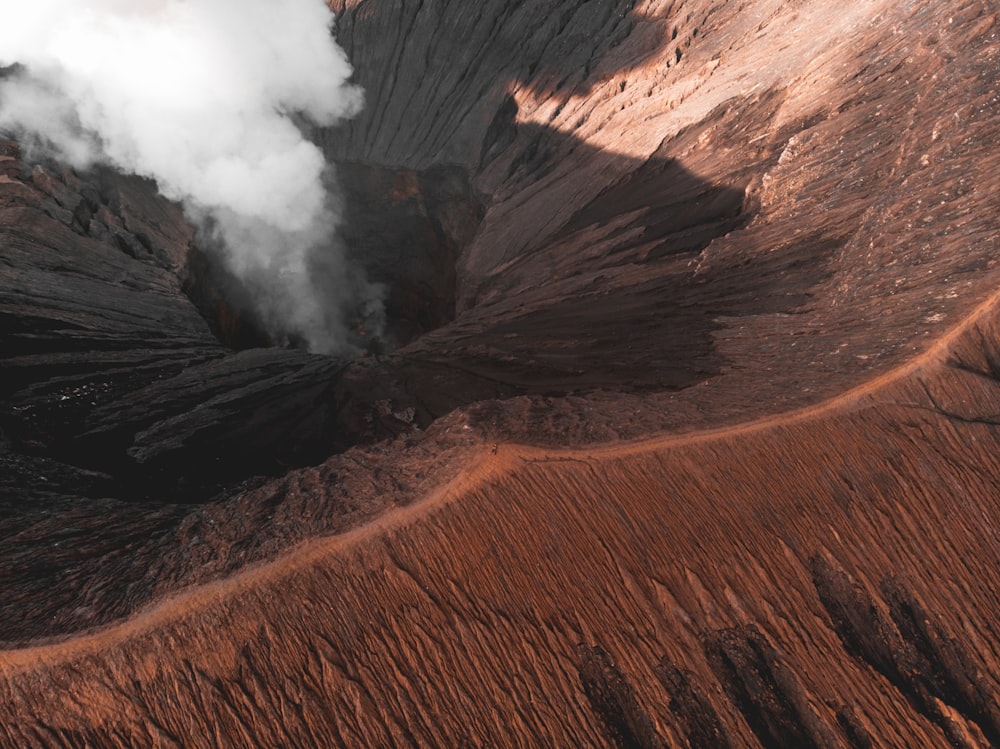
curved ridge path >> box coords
[3,279,999,667]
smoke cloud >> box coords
[0,0,377,354]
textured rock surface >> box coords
[2,0,1000,745]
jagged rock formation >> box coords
[2,0,1000,745]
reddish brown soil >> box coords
[6,295,1000,746]
[2,0,1000,745]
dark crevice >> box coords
[479,94,519,169]
[654,659,735,749]
[917,379,1000,428]
[181,245,276,351]
[577,645,666,749]
[947,325,1000,383]
[811,556,996,748]
[834,704,876,749]
[881,576,1000,746]
[336,160,485,348]
[701,624,838,749]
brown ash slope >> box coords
[2,0,1000,745]
[6,310,1000,747]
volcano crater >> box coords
[1,9,999,743]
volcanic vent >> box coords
[2,0,1000,746]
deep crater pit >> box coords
[0,88,779,508]
[183,161,485,356]
[3,0,790,508]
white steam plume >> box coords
[0,0,377,354]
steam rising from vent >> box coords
[0,0,378,354]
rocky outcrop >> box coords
[2,0,1000,745]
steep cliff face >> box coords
[2,0,1000,745]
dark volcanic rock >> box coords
[0,149,372,510]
